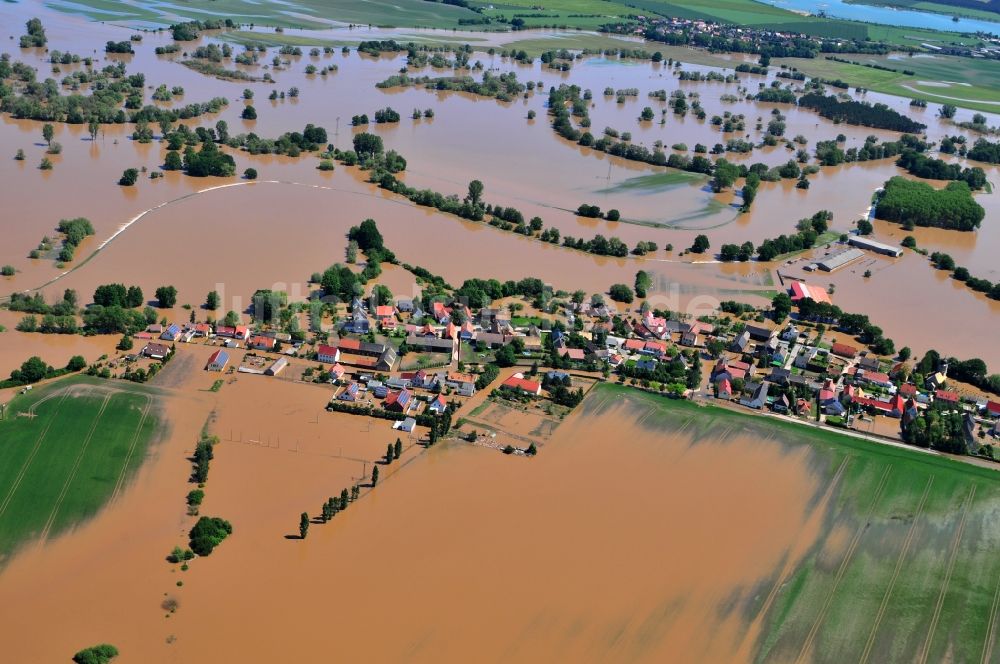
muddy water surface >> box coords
[0,376,830,662]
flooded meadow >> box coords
[3,377,999,662]
[2,2,1000,661]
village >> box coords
[114,270,1000,462]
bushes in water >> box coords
[72,644,119,664]
[188,516,232,556]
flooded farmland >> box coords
[2,0,998,368]
[2,1,1000,661]
[3,381,999,662]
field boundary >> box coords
[736,454,852,662]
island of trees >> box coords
[875,177,984,231]
[798,93,925,133]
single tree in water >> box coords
[42,123,54,147]
[371,465,379,486]
[341,488,350,508]
[385,443,394,465]
[393,438,402,459]
[299,512,309,539]
[88,119,99,142]
[466,179,484,206]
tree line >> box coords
[895,150,987,190]
[798,93,925,133]
[929,251,1000,303]
[793,297,897,356]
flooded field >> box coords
[2,2,1000,660]
[1,3,998,362]
[3,380,998,661]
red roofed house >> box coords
[987,401,1000,418]
[717,378,732,400]
[385,388,412,413]
[643,340,668,357]
[819,379,838,405]
[558,347,585,361]
[249,335,276,351]
[501,374,542,396]
[899,383,917,397]
[830,342,858,359]
[935,389,960,405]
[688,320,714,336]
[193,323,213,337]
[431,301,452,323]
[850,368,892,388]
[789,281,832,305]
[851,392,906,418]
[375,305,395,319]
[624,339,645,353]
[234,325,250,341]
[446,372,477,397]
[641,310,668,339]
[317,344,340,364]
[428,394,448,414]
[205,349,229,372]
[330,363,346,382]
[338,338,362,352]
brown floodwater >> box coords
[0,309,118,378]
[1,0,997,270]
[2,3,999,658]
[0,1,997,366]
[0,370,828,662]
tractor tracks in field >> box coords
[858,474,936,664]
[917,484,977,664]
[37,391,113,542]
[794,464,893,664]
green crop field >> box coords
[47,0,488,30]
[776,54,1000,113]
[0,376,161,563]
[587,384,1000,664]
[47,0,981,43]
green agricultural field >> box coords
[776,54,1000,113]
[46,0,488,30]
[588,384,1000,664]
[46,0,975,42]
[0,376,161,563]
